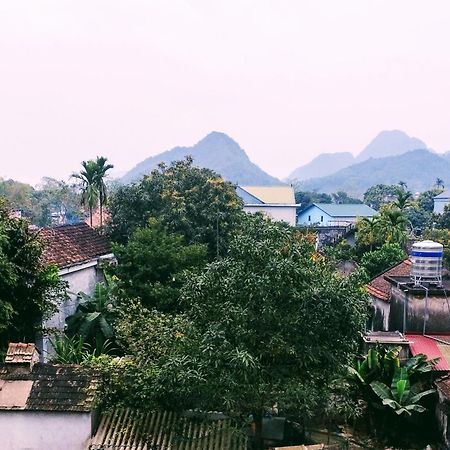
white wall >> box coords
[243,205,297,226]
[41,263,104,359]
[434,198,449,214]
[297,207,333,226]
[0,410,92,450]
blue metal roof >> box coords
[304,203,378,217]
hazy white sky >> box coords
[1,0,450,184]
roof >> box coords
[0,363,98,412]
[89,408,247,450]
[5,343,39,365]
[434,189,450,199]
[38,223,112,269]
[239,186,295,204]
[367,259,412,302]
[304,203,378,218]
[363,331,410,345]
[406,334,450,371]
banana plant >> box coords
[370,367,435,416]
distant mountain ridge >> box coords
[122,132,282,186]
[295,149,450,196]
[288,130,428,182]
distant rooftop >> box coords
[308,203,378,217]
[239,185,295,204]
[435,189,450,199]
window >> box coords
[321,216,323,222]
[308,215,311,221]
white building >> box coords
[38,223,114,359]
[0,343,98,450]
[434,189,450,214]
[236,185,299,226]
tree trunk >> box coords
[99,200,103,228]
[89,205,93,227]
[252,412,264,450]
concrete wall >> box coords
[370,297,391,331]
[243,205,297,226]
[0,410,92,450]
[388,286,450,333]
[297,207,332,226]
[41,262,105,359]
[434,198,449,214]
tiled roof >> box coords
[89,408,247,450]
[309,203,378,218]
[5,343,39,364]
[406,334,450,371]
[366,259,412,302]
[38,223,112,269]
[239,186,295,204]
[0,363,98,412]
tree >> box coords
[107,158,244,257]
[110,220,207,312]
[332,191,362,204]
[72,160,99,227]
[363,184,399,210]
[93,156,114,228]
[378,207,408,246]
[356,216,381,251]
[359,243,406,278]
[295,191,332,211]
[398,181,408,191]
[436,177,445,189]
[65,282,116,350]
[393,189,412,212]
[0,200,66,351]
[116,214,368,449]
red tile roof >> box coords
[406,334,450,371]
[38,223,112,269]
[5,343,39,364]
[366,258,412,302]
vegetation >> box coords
[0,200,67,350]
[107,157,244,257]
[359,243,406,278]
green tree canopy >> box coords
[359,243,406,278]
[115,214,368,448]
[363,184,399,210]
[110,219,207,312]
[107,158,244,257]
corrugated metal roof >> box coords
[434,189,450,199]
[406,334,450,371]
[309,203,377,218]
[89,408,248,450]
[240,186,295,204]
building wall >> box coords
[434,198,449,214]
[41,263,105,359]
[0,410,92,450]
[297,207,333,226]
[370,297,391,331]
[243,205,297,226]
[389,286,450,333]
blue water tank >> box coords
[410,240,443,285]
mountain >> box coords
[355,129,427,162]
[295,149,450,197]
[121,131,281,185]
[288,130,428,182]
[287,152,354,182]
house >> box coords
[434,189,450,214]
[38,223,114,359]
[236,185,299,226]
[297,203,377,227]
[0,343,98,450]
[89,408,247,449]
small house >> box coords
[38,223,114,358]
[297,203,377,227]
[236,186,299,226]
[434,189,450,214]
[0,343,98,450]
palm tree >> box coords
[436,177,444,189]
[93,156,114,227]
[357,216,380,251]
[72,160,99,227]
[394,189,412,211]
[398,181,408,191]
[380,207,408,246]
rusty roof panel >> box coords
[5,343,39,364]
[89,408,247,450]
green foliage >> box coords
[110,220,207,311]
[0,200,67,350]
[359,243,406,278]
[65,282,116,349]
[422,228,450,268]
[323,239,356,262]
[332,191,362,204]
[418,188,443,213]
[107,157,244,257]
[295,191,332,210]
[114,214,368,424]
[363,184,399,210]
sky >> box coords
[1,0,450,185]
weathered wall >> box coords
[244,205,297,226]
[0,410,92,450]
[389,286,450,333]
[41,263,105,359]
[370,297,391,331]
